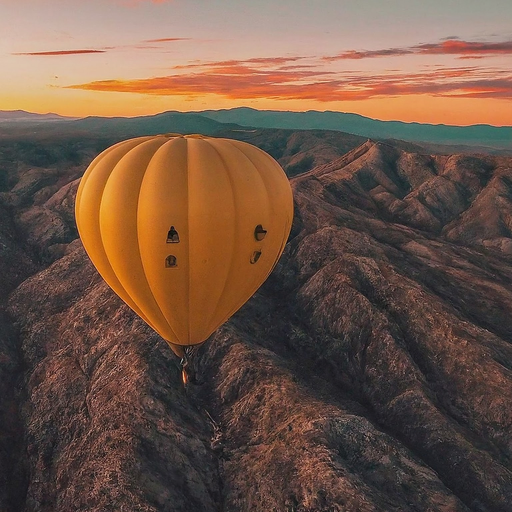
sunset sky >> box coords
[0,0,511,126]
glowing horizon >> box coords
[1,0,511,127]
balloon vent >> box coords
[250,251,262,264]
[166,226,180,243]
[254,224,267,241]
[165,255,178,268]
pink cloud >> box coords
[327,38,512,61]
[143,38,191,43]
[13,49,106,56]
[415,39,512,56]
[66,58,512,101]
[13,38,190,56]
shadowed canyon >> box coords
[0,126,511,511]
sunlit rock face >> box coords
[1,132,512,511]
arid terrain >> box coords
[1,127,511,511]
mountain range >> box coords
[1,108,510,155]
[201,107,512,153]
[0,110,71,122]
[0,125,511,510]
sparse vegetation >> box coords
[1,126,511,511]
[285,155,314,176]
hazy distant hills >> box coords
[0,110,238,141]
[0,108,510,154]
[200,107,512,153]
[70,111,242,138]
[0,110,73,122]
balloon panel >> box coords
[137,137,192,342]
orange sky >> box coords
[1,0,511,126]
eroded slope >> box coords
[2,137,512,511]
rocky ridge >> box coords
[0,133,511,511]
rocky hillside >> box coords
[1,133,512,511]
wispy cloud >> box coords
[14,49,106,56]
[416,39,512,56]
[324,48,413,61]
[440,36,461,41]
[13,37,190,56]
[66,58,512,101]
[143,37,190,43]
[171,56,308,71]
[327,38,512,61]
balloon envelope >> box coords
[75,134,293,355]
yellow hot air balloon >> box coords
[75,134,293,357]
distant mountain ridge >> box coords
[0,110,74,122]
[199,107,512,152]
[69,111,240,137]
[0,111,243,142]
[0,107,510,153]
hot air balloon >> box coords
[75,134,293,358]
